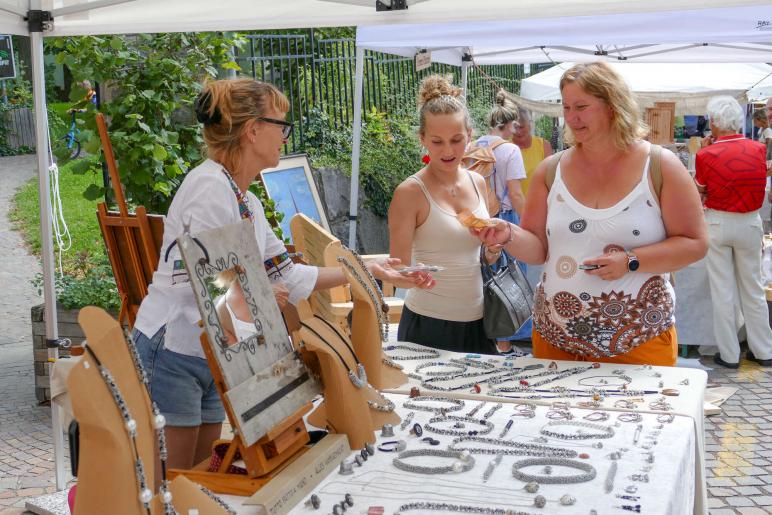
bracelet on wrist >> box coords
[505,223,515,244]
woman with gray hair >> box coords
[695,95,772,368]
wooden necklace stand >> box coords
[68,307,229,514]
[297,315,399,450]
[324,242,408,389]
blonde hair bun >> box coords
[418,74,461,106]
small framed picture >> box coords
[259,154,330,243]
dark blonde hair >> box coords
[487,90,519,129]
[417,74,471,134]
[753,110,767,124]
[195,78,289,175]
[560,62,648,150]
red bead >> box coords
[592,362,601,369]
[519,380,529,386]
[410,386,421,398]
[579,453,590,459]
[472,384,481,393]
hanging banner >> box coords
[0,36,15,80]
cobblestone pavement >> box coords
[0,156,68,515]
[0,156,771,514]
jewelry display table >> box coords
[284,392,695,515]
[379,343,708,515]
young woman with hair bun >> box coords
[132,78,434,470]
[388,74,496,354]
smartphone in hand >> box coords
[578,264,601,270]
[398,264,444,274]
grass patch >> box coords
[9,155,107,275]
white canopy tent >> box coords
[0,0,769,497]
[519,62,772,116]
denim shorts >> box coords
[132,327,225,427]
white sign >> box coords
[415,50,431,72]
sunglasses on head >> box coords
[256,117,293,139]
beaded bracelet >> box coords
[402,396,465,414]
[383,344,440,361]
[377,440,407,452]
[425,415,494,437]
[539,420,615,440]
[392,449,475,474]
[511,457,597,484]
[450,436,578,458]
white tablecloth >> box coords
[379,343,708,515]
[284,392,694,515]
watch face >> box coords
[628,257,640,272]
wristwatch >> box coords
[626,251,640,272]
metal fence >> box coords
[235,32,527,153]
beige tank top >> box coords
[404,171,488,322]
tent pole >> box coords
[348,45,365,249]
[461,52,470,100]
[30,10,66,491]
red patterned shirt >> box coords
[695,135,767,212]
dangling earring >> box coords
[421,146,430,165]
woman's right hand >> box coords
[470,219,512,247]
[273,283,289,309]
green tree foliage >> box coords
[48,32,243,214]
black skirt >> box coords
[397,305,497,355]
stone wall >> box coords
[313,167,390,255]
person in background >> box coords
[753,109,772,149]
[510,105,555,346]
[132,78,434,471]
[473,92,527,355]
[473,61,707,366]
[389,74,496,354]
[511,106,553,198]
[695,96,772,368]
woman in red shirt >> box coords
[695,95,772,368]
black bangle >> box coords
[378,440,407,452]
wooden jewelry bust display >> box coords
[68,307,231,514]
[324,242,408,389]
[297,315,399,450]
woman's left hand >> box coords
[367,257,436,290]
[582,251,629,281]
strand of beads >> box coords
[392,449,475,474]
[402,396,465,414]
[511,457,597,484]
[425,415,494,437]
[383,344,440,361]
[395,502,536,515]
[539,420,615,440]
[449,436,578,458]
[338,254,388,341]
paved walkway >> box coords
[0,155,65,514]
[0,155,770,514]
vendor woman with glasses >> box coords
[132,78,435,471]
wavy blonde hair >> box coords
[417,74,471,134]
[560,62,648,150]
[198,78,289,175]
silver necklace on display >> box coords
[396,502,537,515]
[84,344,176,515]
[299,320,367,389]
[337,249,389,341]
[383,344,441,361]
[449,436,578,458]
[414,361,469,376]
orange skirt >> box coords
[532,326,678,367]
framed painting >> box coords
[260,154,330,243]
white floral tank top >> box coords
[533,153,675,358]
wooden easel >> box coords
[95,113,163,328]
[69,307,230,514]
[169,330,314,496]
[325,242,408,390]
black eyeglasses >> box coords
[256,117,293,139]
